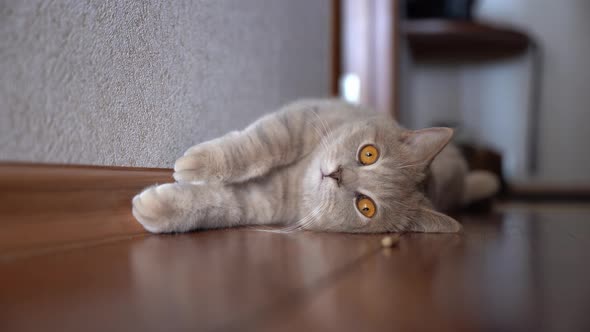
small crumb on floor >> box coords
[381,235,400,248]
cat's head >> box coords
[301,115,461,233]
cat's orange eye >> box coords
[356,196,376,218]
[359,144,379,165]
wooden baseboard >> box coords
[505,183,590,203]
[0,163,172,258]
[506,182,590,202]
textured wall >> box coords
[0,0,331,167]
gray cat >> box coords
[133,99,498,234]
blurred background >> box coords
[1,0,589,196]
[338,0,590,198]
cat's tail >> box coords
[462,170,500,206]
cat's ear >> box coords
[407,208,462,233]
[401,127,453,166]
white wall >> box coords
[402,0,590,183]
[0,0,331,167]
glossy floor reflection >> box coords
[2,204,590,332]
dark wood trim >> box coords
[404,19,530,61]
[0,161,171,172]
[0,163,172,258]
[506,183,590,202]
[340,0,401,118]
[373,0,401,119]
[331,0,342,96]
[0,162,172,191]
[392,0,401,118]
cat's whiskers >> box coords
[310,123,330,152]
[396,161,428,169]
[311,107,335,142]
[274,188,328,232]
[292,199,327,231]
[304,183,335,229]
[253,199,326,233]
[254,188,328,233]
[310,124,333,158]
[310,109,336,153]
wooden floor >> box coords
[2,165,590,331]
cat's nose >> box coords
[327,167,343,185]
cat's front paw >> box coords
[132,183,183,233]
[173,149,224,183]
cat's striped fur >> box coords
[133,99,498,234]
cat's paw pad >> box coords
[132,183,179,233]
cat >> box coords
[132,99,498,234]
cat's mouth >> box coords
[320,166,343,187]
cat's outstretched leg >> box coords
[132,183,242,233]
[132,182,279,233]
[173,106,326,184]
